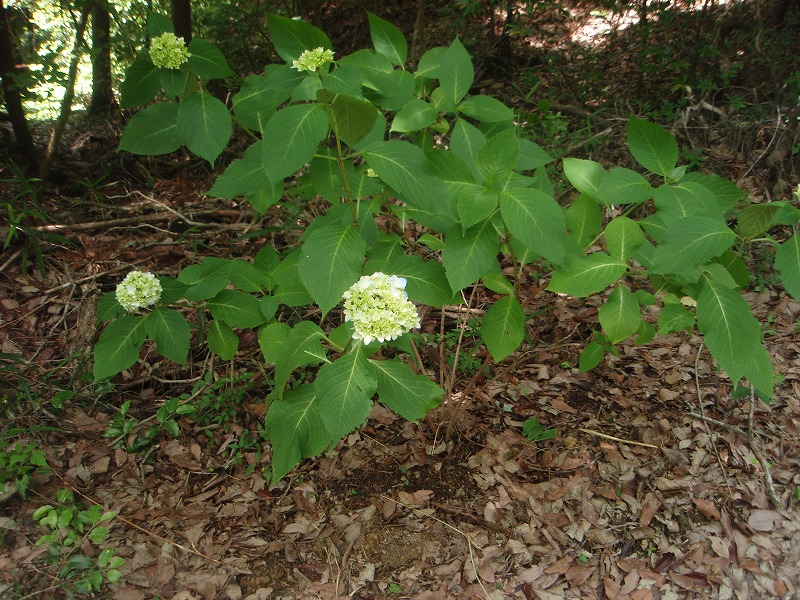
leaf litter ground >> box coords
[1,186,798,598]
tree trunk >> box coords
[88,0,115,115]
[39,5,90,182]
[0,0,36,166]
[171,0,191,44]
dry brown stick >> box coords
[432,502,515,538]
[578,428,658,449]
[29,212,253,233]
[747,387,784,510]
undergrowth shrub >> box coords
[95,11,800,485]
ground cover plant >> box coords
[97,11,799,486]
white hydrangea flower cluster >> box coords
[116,271,163,312]
[150,33,190,70]
[342,273,420,345]
[292,47,335,73]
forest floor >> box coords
[1,1,799,599]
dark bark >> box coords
[171,0,191,44]
[88,0,115,115]
[0,0,36,165]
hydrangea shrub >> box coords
[94,11,800,485]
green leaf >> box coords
[598,286,640,343]
[476,128,519,183]
[207,141,271,199]
[416,46,444,79]
[653,182,719,222]
[207,319,239,360]
[160,67,189,99]
[315,350,377,444]
[265,384,331,484]
[562,158,606,198]
[97,292,126,322]
[522,418,557,442]
[258,322,289,364]
[566,194,602,249]
[118,103,180,156]
[579,341,605,371]
[119,60,161,108]
[458,95,514,122]
[176,90,232,165]
[442,220,499,292]
[299,224,365,315]
[547,252,628,297]
[516,140,554,171]
[324,92,378,147]
[604,216,645,261]
[361,140,455,231]
[273,249,314,306]
[187,38,234,79]
[370,359,442,421]
[93,316,146,381]
[439,37,473,104]
[627,118,679,177]
[596,167,653,205]
[658,302,695,334]
[456,183,499,231]
[682,172,746,210]
[179,257,230,301]
[650,216,736,273]
[367,11,407,65]
[262,103,330,181]
[380,255,455,306]
[391,98,437,133]
[499,186,566,266]
[88,526,109,544]
[697,275,773,398]
[207,289,266,328]
[775,233,800,301]
[737,203,780,238]
[232,74,286,132]
[147,12,172,37]
[322,64,364,98]
[228,258,269,292]
[144,307,190,364]
[267,13,332,64]
[451,124,485,185]
[482,296,525,361]
[274,321,327,397]
[483,272,515,295]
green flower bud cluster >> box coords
[150,33,190,70]
[116,271,162,312]
[342,273,420,345]
[292,47,335,73]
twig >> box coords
[432,501,515,537]
[693,343,734,497]
[746,386,783,510]
[742,109,783,179]
[30,211,254,233]
[578,428,658,449]
[0,248,23,275]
